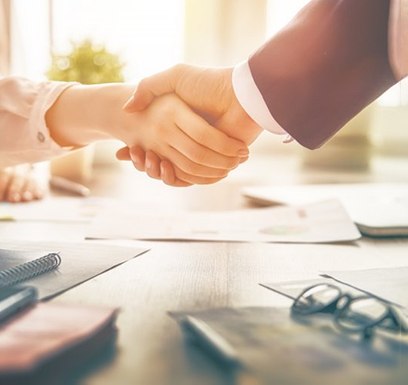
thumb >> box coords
[122,65,182,112]
[122,84,155,112]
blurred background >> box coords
[1,0,407,179]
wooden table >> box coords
[2,153,408,385]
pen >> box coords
[181,315,241,368]
[0,215,14,221]
[50,176,90,197]
[0,286,38,324]
[180,316,259,385]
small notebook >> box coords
[0,250,61,288]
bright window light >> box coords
[11,0,184,81]
[267,0,310,36]
[51,0,184,81]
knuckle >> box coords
[193,128,209,144]
[186,161,226,178]
[133,162,144,172]
[218,141,237,156]
[137,78,148,92]
[172,63,187,76]
[222,156,240,169]
[191,148,209,165]
[190,148,238,171]
[174,163,224,185]
[180,161,201,175]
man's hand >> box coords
[118,64,262,186]
[123,64,261,144]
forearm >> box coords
[0,76,75,168]
[45,83,135,147]
[247,0,395,149]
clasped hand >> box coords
[117,64,262,186]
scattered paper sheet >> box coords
[0,197,114,223]
[242,183,408,237]
[322,267,408,310]
[86,199,360,243]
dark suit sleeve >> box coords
[249,0,397,149]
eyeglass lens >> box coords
[335,297,389,332]
[292,283,341,315]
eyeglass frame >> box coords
[290,283,408,341]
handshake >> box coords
[7,0,398,189]
[116,65,263,187]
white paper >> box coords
[0,197,114,223]
[242,183,408,233]
[87,199,360,243]
[323,267,408,310]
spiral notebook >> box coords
[0,242,148,300]
[0,250,61,288]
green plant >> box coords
[47,39,124,84]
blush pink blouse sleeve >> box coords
[0,76,76,168]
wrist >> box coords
[229,93,263,145]
[215,67,262,145]
[88,83,136,143]
[46,83,135,147]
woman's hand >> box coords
[0,165,46,202]
[119,64,262,186]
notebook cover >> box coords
[0,302,118,380]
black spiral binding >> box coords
[0,253,61,288]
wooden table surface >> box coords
[2,153,408,385]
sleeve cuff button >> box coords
[37,132,46,143]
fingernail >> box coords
[160,163,166,179]
[122,96,135,111]
[239,156,249,164]
[145,158,152,170]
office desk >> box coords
[2,154,408,385]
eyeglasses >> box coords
[291,283,408,341]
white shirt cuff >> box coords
[232,61,286,135]
[389,0,408,79]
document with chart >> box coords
[87,199,360,243]
[242,183,408,237]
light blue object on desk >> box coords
[0,286,38,324]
